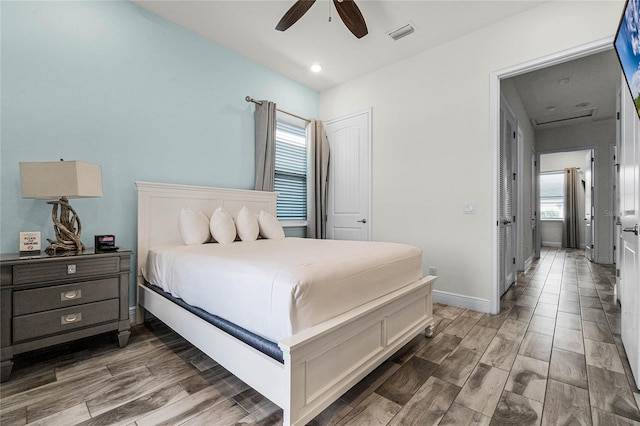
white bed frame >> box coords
[135,181,435,426]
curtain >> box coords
[562,167,580,248]
[254,101,277,191]
[307,119,330,239]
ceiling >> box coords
[132,0,546,92]
[508,50,621,130]
[132,1,622,129]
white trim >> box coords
[281,220,307,228]
[433,290,491,314]
[491,37,614,315]
[516,124,525,271]
[129,306,136,324]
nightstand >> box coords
[0,248,132,382]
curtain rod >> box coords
[541,167,581,174]
[245,96,311,123]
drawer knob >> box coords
[61,290,82,301]
[61,313,82,325]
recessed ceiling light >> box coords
[575,102,590,108]
[558,78,570,86]
[546,106,557,112]
[310,63,322,73]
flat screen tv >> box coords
[615,0,640,117]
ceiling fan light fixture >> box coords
[387,22,416,41]
[276,0,368,39]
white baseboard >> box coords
[131,292,495,324]
[596,256,614,265]
[433,290,491,314]
[541,241,561,248]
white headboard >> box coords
[135,181,278,282]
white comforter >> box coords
[144,238,422,342]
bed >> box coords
[136,181,435,426]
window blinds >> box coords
[275,122,307,220]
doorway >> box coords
[538,149,594,252]
[490,38,618,315]
[499,98,518,296]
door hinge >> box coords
[534,160,537,166]
[513,173,516,180]
[513,131,516,138]
[617,268,620,277]
[513,216,516,223]
[513,258,516,265]
[617,111,621,120]
[591,244,594,249]
[591,157,594,162]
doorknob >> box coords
[623,224,639,236]
[357,219,367,224]
[502,220,512,225]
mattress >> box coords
[144,237,422,342]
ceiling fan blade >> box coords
[276,0,316,32]
[333,0,368,39]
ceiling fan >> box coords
[276,0,368,39]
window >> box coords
[540,172,564,219]
[274,121,307,220]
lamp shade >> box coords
[20,161,103,200]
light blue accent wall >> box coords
[1,1,318,302]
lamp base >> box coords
[45,197,84,254]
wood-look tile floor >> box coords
[2,248,639,425]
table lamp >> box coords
[19,160,103,254]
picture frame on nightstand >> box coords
[19,231,41,256]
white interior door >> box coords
[499,101,517,295]
[615,87,622,302]
[584,150,595,261]
[619,79,640,388]
[324,110,371,241]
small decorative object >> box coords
[95,234,118,252]
[19,231,41,256]
[19,160,103,254]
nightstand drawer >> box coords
[13,278,119,316]
[12,257,120,285]
[13,299,119,342]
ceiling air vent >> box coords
[531,107,598,128]
[387,23,416,41]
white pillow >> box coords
[235,206,259,242]
[257,210,285,240]
[178,207,210,245]
[209,207,236,244]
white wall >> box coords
[319,1,623,309]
